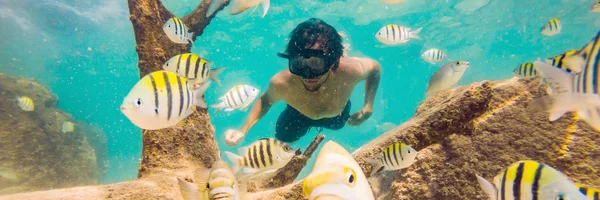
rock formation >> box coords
[2,0,599,199]
[0,73,106,195]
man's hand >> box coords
[346,107,372,126]
[224,129,245,146]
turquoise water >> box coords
[1,0,599,184]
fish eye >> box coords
[456,62,460,65]
[206,183,210,189]
[345,168,356,184]
[134,98,143,108]
[408,149,411,153]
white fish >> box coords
[592,0,600,12]
[224,138,300,174]
[363,143,417,176]
[380,0,407,4]
[541,18,561,37]
[303,141,375,200]
[62,121,75,133]
[162,53,224,86]
[163,17,194,44]
[211,85,260,112]
[207,0,270,18]
[120,71,210,130]
[375,24,422,45]
[16,96,34,111]
[421,48,447,64]
[426,60,470,96]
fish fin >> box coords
[210,102,225,113]
[237,146,249,155]
[240,105,250,112]
[193,81,211,108]
[475,175,497,200]
[578,109,600,131]
[209,67,225,87]
[228,0,248,15]
[533,60,573,94]
[206,0,225,17]
[562,51,586,74]
[261,0,270,17]
[194,167,211,193]
[224,108,235,112]
[224,151,242,173]
[242,168,258,174]
[262,169,277,174]
[409,27,422,40]
[364,158,384,177]
[177,177,202,200]
[188,33,195,45]
[530,93,600,122]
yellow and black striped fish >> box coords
[16,96,34,111]
[162,53,224,86]
[162,17,194,44]
[541,18,561,36]
[545,49,579,73]
[120,71,211,130]
[224,138,301,174]
[513,62,539,78]
[476,160,588,200]
[533,31,600,131]
[375,24,422,45]
[558,184,599,200]
[363,143,417,176]
[211,85,260,112]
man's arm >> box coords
[346,58,381,126]
[239,79,281,135]
[358,58,381,113]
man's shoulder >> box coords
[268,70,293,88]
[339,57,375,75]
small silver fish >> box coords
[224,138,300,174]
[211,85,260,112]
[207,0,270,18]
[426,60,470,96]
[541,18,561,37]
[163,17,194,44]
[375,24,422,45]
[364,143,417,176]
[421,48,448,64]
[513,62,538,78]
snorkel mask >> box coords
[277,49,337,79]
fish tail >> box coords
[177,177,201,200]
[476,175,498,200]
[228,0,247,15]
[209,67,225,87]
[224,151,242,173]
[206,0,225,17]
[210,102,226,113]
[187,32,194,45]
[261,0,270,17]
[193,81,211,108]
[364,158,383,177]
[410,27,422,40]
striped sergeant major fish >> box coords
[163,53,225,86]
[207,0,270,18]
[532,31,600,131]
[375,24,422,45]
[363,143,417,177]
[513,62,539,78]
[120,71,211,130]
[541,18,561,36]
[476,160,588,200]
[177,159,246,200]
[421,48,447,64]
[211,85,260,112]
[558,184,600,200]
[163,17,194,45]
[545,49,579,73]
[224,138,301,174]
[16,96,34,111]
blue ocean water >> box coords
[1,0,599,184]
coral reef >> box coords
[0,73,107,195]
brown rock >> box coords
[0,73,102,195]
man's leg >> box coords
[275,105,313,143]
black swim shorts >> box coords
[275,101,351,143]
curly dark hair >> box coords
[284,18,344,70]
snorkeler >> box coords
[223,18,381,145]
